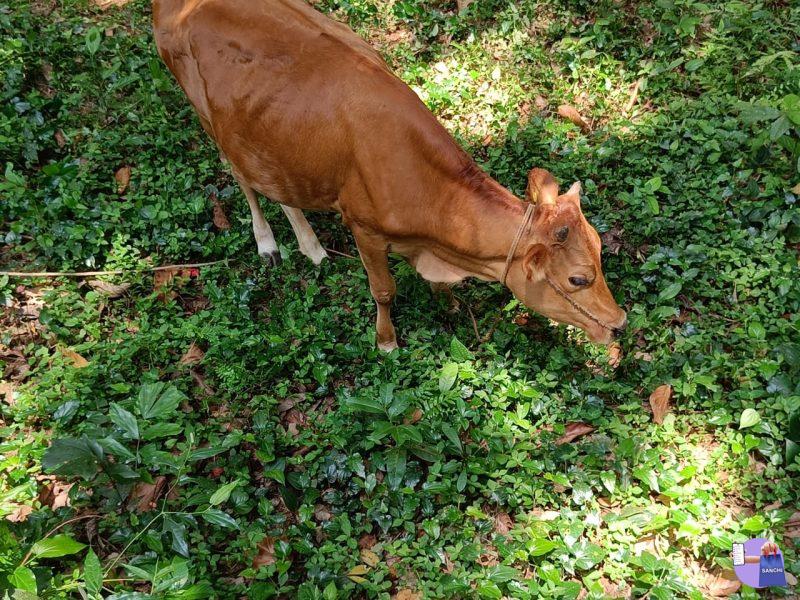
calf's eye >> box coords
[569,276,589,287]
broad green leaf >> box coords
[781,93,800,125]
[110,403,139,439]
[645,195,660,215]
[343,395,385,415]
[201,509,239,529]
[84,548,102,596]
[658,282,682,302]
[136,382,184,420]
[456,470,467,492]
[9,566,37,593]
[209,480,240,505]
[42,438,102,480]
[99,436,136,461]
[739,408,760,429]
[31,534,86,558]
[441,423,463,453]
[600,471,616,494]
[141,422,182,440]
[323,581,338,600]
[385,448,406,490]
[644,176,662,193]
[527,538,557,557]
[450,336,474,361]
[85,27,102,55]
[737,102,781,124]
[486,565,518,583]
[439,362,459,392]
[748,322,766,340]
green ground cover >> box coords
[1,0,799,597]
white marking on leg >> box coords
[281,205,328,265]
[241,183,278,260]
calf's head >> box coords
[507,168,627,344]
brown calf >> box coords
[152,0,627,349]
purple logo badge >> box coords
[732,538,788,588]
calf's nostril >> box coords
[611,318,628,339]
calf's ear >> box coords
[526,168,559,205]
[522,243,548,280]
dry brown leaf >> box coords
[702,568,741,597]
[211,195,231,230]
[600,227,624,256]
[791,182,800,195]
[494,512,513,535]
[557,104,591,132]
[607,343,622,369]
[785,511,800,538]
[534,95,548,111]
[0,382,16,405]
[87,279,131,298]
[38,480,73,510]
[61,347,89,368]
[360,548,380,567]
[358,534,377,549]
[455,0,474,12]
[115,166,131,194]
[393,590,422,600]
[6,505,33,523]
[347,564,370,584]
[153,268,195,301]
[253,536,277,568]
[129,476,167,512]
[179,342,205,366]
[54,129,67,148]
[314,505,332,522]
[556,422,594,445]
[649,384,673,424]
[405,408,423,424]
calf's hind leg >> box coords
[352,228,397,352]
[234,175,280,266]
[280,205,328,265]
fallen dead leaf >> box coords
[600,227,624,255]
[649,384,673,424]
[129,476,167,512]
[179,342,205,366]
[54,129,67,147]
[153,268,195,301]
[360,548,380,567]
[87,279,131,298]
[607,343,622,369]
[314,505,332,522]
[785,511,800,538]
[6,505,33,523]
[531,510,560,521]
[557,104,591,133]
[556,422,594,445]
[393,590,422,600]
[534,95,548,111]
[347,564,370,584]
[60,347,89,368]
[252,536,277,568]
[791,182,800,195]
[0,382,16,405]
[787,571,797,586]
[211,194,231,230]
[38,480,73,510]
[701,568,741,597]
[114,166,131,194]
[358,534,377,549]
[494,512,513,535]
[455,0,473,12]
[404,408,423,424]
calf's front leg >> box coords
[352,228,397,352]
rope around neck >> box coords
[500,203,534,285]
[499,204,614,333]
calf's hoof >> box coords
[377,339,399,353]
[259,250,282,267]
[305,245,329,266]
